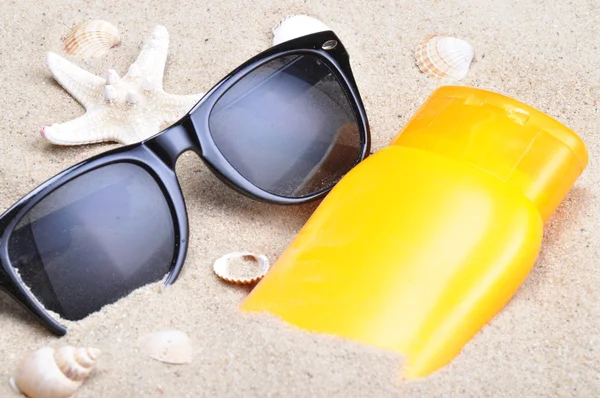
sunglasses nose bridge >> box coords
[145,119,201,169]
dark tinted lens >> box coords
[209,54,362,197]
[8,163,175,321]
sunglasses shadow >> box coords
[0,291,49,336]
[517,185,593,297]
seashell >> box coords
[272,15,331,46]
[138,330,193,364]
[213,251,270,284]
[414,34,474,81]
[63,20,120,58]
[11,346,101,398]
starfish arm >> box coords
[130,25,170,90]
[46,52,105,109]
[126,119,162,144]
[41,110,123,146]
[153,91,204,126]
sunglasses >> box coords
[0,31,370,335]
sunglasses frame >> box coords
[0,30,370,335]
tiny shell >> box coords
[63,20,120,58]
[11,346,101,398]
[414,34,474,81]
[272,15,330,46]
[213,251,270,285]
[138,330,193,364]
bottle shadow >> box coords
[520,185,594,296]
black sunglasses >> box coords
[0,31,370,335]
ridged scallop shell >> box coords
[63,20,120,58]
[11,346,101,398]
[414,34,474,80]
[138,330,193,364]
[272,15,330,46]
[213,252,270,284]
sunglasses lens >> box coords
[209,54,363,198]
[8,163,175,320]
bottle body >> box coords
[243,145,543,377]
[241,86,587,377]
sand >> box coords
[0,0,598,396]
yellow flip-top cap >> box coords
[394,86,588,222]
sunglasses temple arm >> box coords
[0,263,67,336]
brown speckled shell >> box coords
[63,20,120,58]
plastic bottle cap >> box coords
[392,86,588,222]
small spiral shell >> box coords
[11,346,101,398]
[63,20,120,58]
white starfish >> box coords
[41,25,204,146]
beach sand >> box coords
[0,0,598,396]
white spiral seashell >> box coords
[414,34,475,81]
[272,15,330,46]
[63,20,120,58]
[12,346,101,398]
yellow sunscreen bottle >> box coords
[241,86,588,378]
